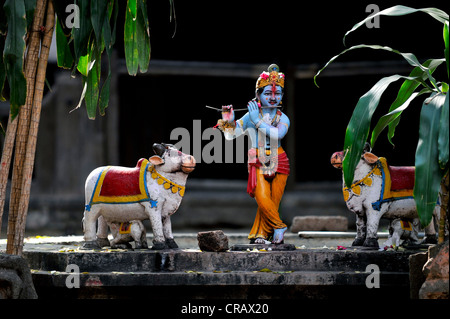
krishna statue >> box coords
[216,64,290,244]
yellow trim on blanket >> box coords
[378,157,414,199]
[342,157,413,202]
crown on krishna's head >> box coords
[255,64,285,90]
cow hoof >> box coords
[97,237,111,248]
[151,242,168,250]
[351,237,365,246]
[421,235,437,245]
[112,243,132,250]
[363,238,379,248]
[165,238,179,249]
[81,240,102,250]
[135,241,149,250]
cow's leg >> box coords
[352,214,367,246]
[142,202,167,250]
[407,218,421,245]
[364,210,382,248]
[162,215,178,249]
[131,221,148,249]
[421,207,439,244]
[138,225,148,249]
[96,216,110,247]
[82,206,102,249]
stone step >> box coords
[24,248,416,274]
[31,269,409,288]
[12,234,425,299]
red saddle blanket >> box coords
[388,165,415,191]
[99,158,147,197]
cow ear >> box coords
[149,155,165,166]
[363,152,378,164]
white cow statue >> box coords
[331,144,439,248]
[108,220,147,249]
[82,143,196,250]
[383,218,421,249]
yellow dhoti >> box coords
[247,147,289,240]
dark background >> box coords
[111,0,447,182]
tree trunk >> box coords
[0,115,18,236]
[6,0,48,255]
[439,171,449,244]
[12,0,55,255]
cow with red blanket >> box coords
[82,143,195,250]
[331,143,440,248]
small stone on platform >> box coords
[230,244,296,251]
[197,230,229,252]
[290,216,348,232]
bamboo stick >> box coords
[6,0,48,254]
[12,0,55,255]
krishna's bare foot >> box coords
[272,227,287,244]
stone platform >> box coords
[0,232,430,299]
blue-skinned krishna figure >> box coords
[216,64,290,244]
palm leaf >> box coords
[343,5,449,45]
[136,0,150,73]
[98,0,116,116]
[3,0,27,119]
[0,35,6,102]
[342,74,419,188]
[414,92,446,227]
[90,0,109,45]
[72,0,93,73]
[444,21,449,77]
[314,44,440,92]
[438,92,449,169]
[55,17,74,69]
[371,89,429,148]
[370,58,444,146]
[124,0,138,75]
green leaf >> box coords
[98,0,115,116]
[343,5,449,46]
[0,2,5,101]
[77,52,89,76]
[55,17,74,69]
[72,0,93,71]
[371,90,426,148]
[314,44,440,92]
[444,21,449,78]
[3,0,27,118]
[90,0,109,45]
[414,92,446,227]
[0,34,6,101]
[438,92,449,169]
[342,75,418,188]
[85,59,100,120]
[24,0,36,31]
[124,0,150,76]
[387,60,445,145]
[370,58,445,147]
[168,0,177,37]
[84,39,100,120]
[110,0,119,46]
[124,0,138,76]
[136,0,150,73]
